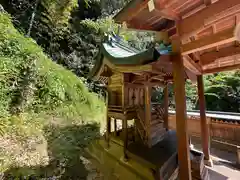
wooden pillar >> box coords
[237,146,240,166]
[114,118,117,136]
[134,119,138,142]
[172,54,192,180]
[164,83,169,130]
[123,116,128,160]
[197,75,210,161]
[145,84,152,148]
[105,88,110,148]
[106,116,111,148]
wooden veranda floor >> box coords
[127,130,177,168]
[110,128,240,179]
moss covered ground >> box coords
[0,12,105,179]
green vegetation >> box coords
[152,72,240,112]
[0,12,105,178]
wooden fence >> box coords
[168,112,240,145]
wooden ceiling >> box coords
[115,0,240,75]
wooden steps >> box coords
[135,104,167,147]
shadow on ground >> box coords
[4,123,101,180]
[208,168,228,180]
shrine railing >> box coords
[135,105,148,144]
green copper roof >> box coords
[89,35,172,79]
[102,42,137,58]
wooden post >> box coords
[164,83,169,130]
[134,119,138,142]
[172,53,192,180]
[105,88,110,148]
[106,116,111,148]
[114,118,117,136]
[197,75,211,161]
[237,146,240,166]
[145,84,152,148]
[123,116,128,160]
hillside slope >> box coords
[0,12,105,178]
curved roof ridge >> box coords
[104,34,141,54]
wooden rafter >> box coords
[185,68,197,82]
[148,81,165,87]
[154,1,179,20]
[117,0,179,24]
[181,27,236,55]
[127,20,155,31]
[235,13,240,46]
[203,63,240,74]
[131,76,145,83]
[204,0,212,6]
[200,46,240,65]
[183,55,202,75]
[189,36,201,62]
[212,24,219,51]
[150,74,164,81]
[117,0,150,23]
[182,4,206,20]
[179,0,240,39]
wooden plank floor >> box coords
[127,130,177,168]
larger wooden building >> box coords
[87,0,240,179]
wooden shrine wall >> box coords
[123,74,145,107]
[108,73,145,107]
[108,72,124,106]
[124,84,144,107]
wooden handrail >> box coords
[135,106,148,144]
[136,106,147,131]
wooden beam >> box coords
[150,74,164,80]
[183,55,202,75]
[126,20,155,31]
[153,2,179,20]
[172,54,192,180]
[201,46,240,65]
[197,75,211,163]
[235,14,240,46]
[185,68,197,83]
[179,0,240,39]
[124,82,145,88]
[182,28,236,55]
[115,0,150,23]
[189,36,201,62]
[131,76,145,83]
[116,64,152,73]
[149,81,165,87]
[204,0,212,6]
[182,4,206,20]
[203,63,240,74]
[121,25,167,35]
